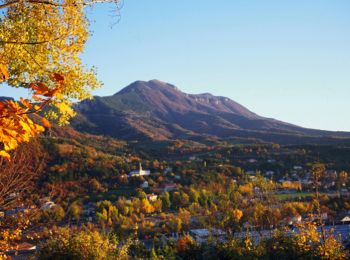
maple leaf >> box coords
[41,118,51,128]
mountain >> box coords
[72,80,350,144]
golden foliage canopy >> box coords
[0,0,120,158]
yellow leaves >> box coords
[0,64,9,82]
[0,0,100,97]
[55,102,74,117]
[244,237,253,251]
[0,70,69,159]
[238,183,253,194]
[232,208,243,222]
[289,222,348,259]
[0,107,45,160]
[0,150,10,160]
[0,0,103,159]
[0,95,48,159]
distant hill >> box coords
[72,80,350,144]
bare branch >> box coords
[0,140,46,210]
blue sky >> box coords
[4,1,350,131]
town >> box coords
[1,135,350,258]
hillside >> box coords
[72,80,350,144]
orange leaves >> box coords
[177,235,195,252]
[41,118,51,128]
[30,82,50,96]
[0,99,45,160]
[30,82,61,99]
[232,208,243,222]
[0,64,9,82]
[52,73,65,83]
[0,72,66,160]
[0,98,47,159]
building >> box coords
[341,216,350,224]
[140,181,149,189]
[41,201,55,210]
[189,229,226,244]
[293,166,303,171]
[128,163,151,178]
[163,183,177,192]
[164,167,173,174]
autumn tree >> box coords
[0,139,45,209]
[68,201,82,222]
[311,163,326,225]
[37,227,124,260]
[0,0,121,158]
[96,200,119,230]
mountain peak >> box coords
[73,80,350,143]
[115,79,180,95]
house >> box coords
[164,167,173,174]
[341,216,350,224]
[140,181,149,189]
[246,170,256,176]
[16,242,36,251]
[41,201,55,210]
[6,242,37,257]
[325,170,337,176]
[265,171,274,176]
[163,183,177,192]
[293,166,303,171]
[82,206,95,217]
[189,228,226,244]
[129,163,151,178]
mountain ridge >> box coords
[71,80,350,144]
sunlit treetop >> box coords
[0,0,121,159]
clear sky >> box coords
[3,1,350,131]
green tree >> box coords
[161,192,171,210]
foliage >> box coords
[36,227,125,260]
[0,0,121,158]
[264,223,348,259]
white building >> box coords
[128,163,151,178]
[341,216,350,224]
[293,166,303,170]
